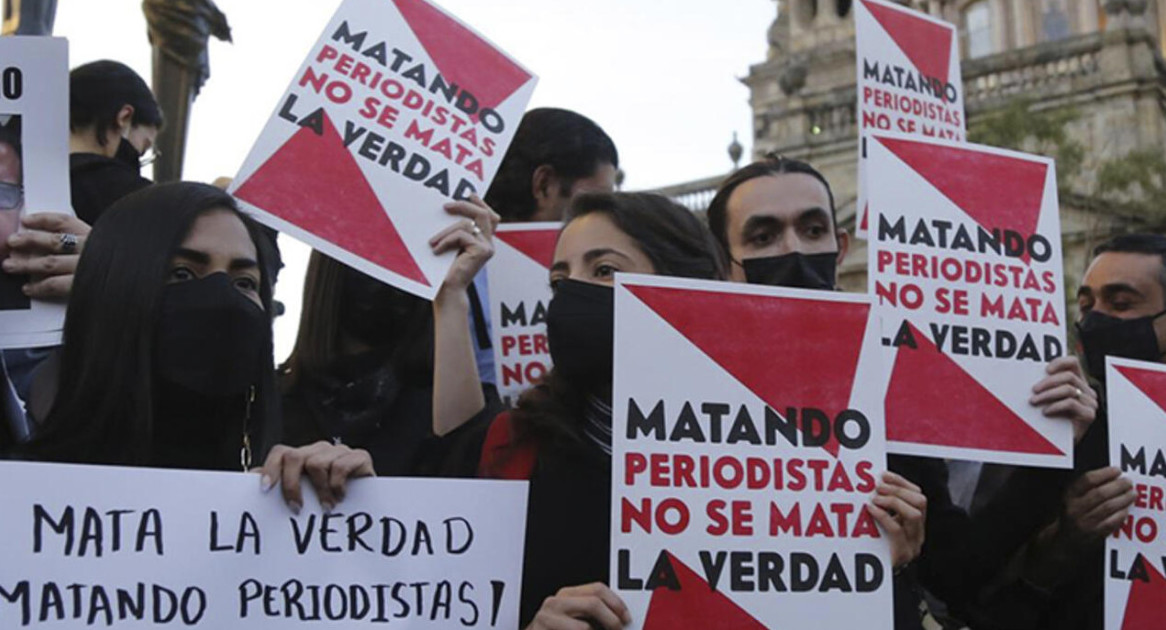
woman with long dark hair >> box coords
[24,181,371,505]
[481,192,926,629]
[279,192,503,476]
[479,192,727,628]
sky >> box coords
[55,0,775,359]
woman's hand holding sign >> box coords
[259,441,376,514]
[869,471,927,570]
[430,194,501,436]
[431,194,500,294]
[527,583,632,630]
[2,212,91,299]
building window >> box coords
[837,0,852,18]
[963,1,993,58]
[1040,0,1072,41]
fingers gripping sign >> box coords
[3,212,90,300]
[1060,466,1136,543]
[527,583,632,630]
[1030,356,1099,443]
[258,441,376,514]
[430,194,499,295]
[868,471,927,570]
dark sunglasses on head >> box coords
[0,182,22,210]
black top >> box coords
[281,356,500,477]
[952,409,1110,630]
[69,152,151,224]
[889,454,1072,620]
[518,440,611,627]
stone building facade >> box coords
[655,0,1166,294]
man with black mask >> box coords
[707,154,1102,629]
[974,235,1158,630]
[1076,234,1166,387]
[707,154,845,290]
[68,60,163,225]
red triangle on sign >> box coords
[1115,365,1166,418]
[643,552,767,630]
[627,284,869,457]
[861,0,953,84]
[233,113,429,286]
[860,201,869,232]
[392,0,532,115]
[886,321,1063,455]
[878,137,1048,255]
[497,229,558,270]
[1121,554,1166,630]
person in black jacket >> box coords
[965,235,1155,630]
[705,154,1100,628]
[68,60,163,225]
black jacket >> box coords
[69,153,151,224]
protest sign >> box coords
[230,0,537,300]
[611,274,892,630]
[854,0,964,239]
[0,37,71,348]
[867,133,1071,468]
[487,223,559,407]
[0,461,528,628]
[1105,357,1166,630]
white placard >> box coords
[0,37,71,348]
[611,273,892,629]
[229,0,537,300]
[487,223,559,407]
[0,461,528,628]
[867,133,1071,468]
[855,0,964,239]
[1105,357,1166,630]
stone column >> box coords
[1079,0,1102,33]
[991,0,1011,51]
[1011,0,1037,48]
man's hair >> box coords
[69,60,164,147]
[705,153,837,253]
[485,108,618,222]
[1093,233,1166,295]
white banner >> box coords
[0,461,528,628]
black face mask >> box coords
[338,266,425,348]
[742,252,838,291]
[1076,309,1166,383]
[114,137,143,172]
[547,280,614,389]
[154,273,269,398]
